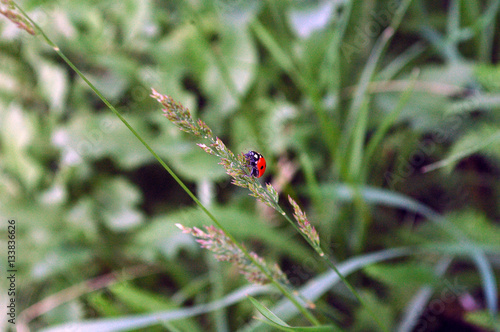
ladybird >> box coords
[244,150,266,178]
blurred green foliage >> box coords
[1,0,499,331]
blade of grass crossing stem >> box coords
[318,0,354,158]
[476,0,498,61]
[350,187,372,253]
[182,2,242,103]
[250,20,299,81]
[337,29,393,180]
[447,0,461,46]
[396,257,453,332]
[454,0,500,43]
[332,184,498,319]
[247,296,291,327]
[362,68,420,183]
[347,97,369,183]
[208,255,229,331]
[247,248,413,332]
[299,151,329,238]
[250,20,339,160]
[247,296,341,331]
[13,2,320,325]
[337,0,413,178]
[277,209,389,331]
[420,27,461,63]
[320,0,353,93]
[376,42,426,81]
[299,152,323,209]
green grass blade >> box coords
[447,0,461,47]
[248,296,290,327]
[337,0,414,178]
[12,2,318,324]
[362,68,420,182]
[325,184,498,317]
[243,247,412,331]
[250,19,339,160]
[347,97,369,182]
[40,285,274,332]
[248,295,341,331]
[396,257,453,332]
[377,42,426,81]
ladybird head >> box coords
[245,150,266,178]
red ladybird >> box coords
[245,151,266,178]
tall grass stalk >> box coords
[10,1,320,326]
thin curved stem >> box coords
[13,2,319,325]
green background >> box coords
[1,0,499,331]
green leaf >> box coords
[447,209,500,246]
[248,296,340,331]
[375,62,474,132]
[110,282,173,312]
[31,246,92,280]
[248,295,290,326]
[94,177,144,231]
[352,291,394,332]
[23,45,69,113]
[36,59,69,112]
[40,284,273,332]
[110,282,202,331]
[87,292,124,317]
[44,300,85,327]
[364,262,438,289]
[201,24,257,110]
[53,113,164,169]
[474,64,500,92]
[0,104,43,190]
[169,146,227,181]
[0,53,24,99]
[465,310,500,330]
[132,205,313,263]
[66,197,99,241]
[422,124,500,173]
[287,1,336,38]
[131,214,199,261]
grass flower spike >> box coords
[153,90,328,322]
[288,196,323,256]
[0,0,35,35]
[176,224,289,285]
[151,88,213,139]
[151,90,319,320]
[151,89,279,209]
